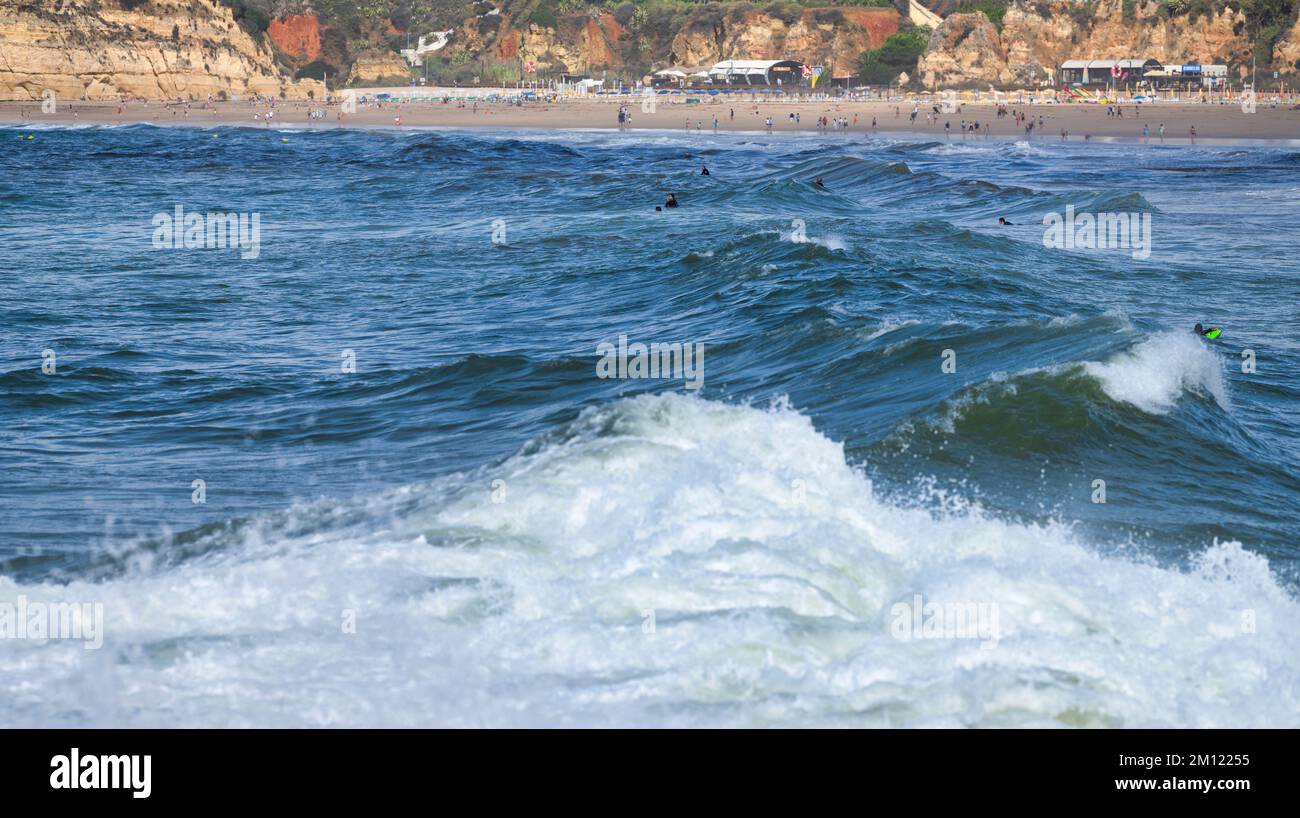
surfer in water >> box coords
[701,164,710,176]
[1194,323,1222,339]
[998,217,1013,225]
[665,193,678,208]
[813,176,826,189]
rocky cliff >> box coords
[4,0,1295,99]
[917,0,1259,89]
[0,0,322,100]
[431,6,899,79]
[661,8,900,76]
[1275,13,1300,70]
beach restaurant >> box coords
[1058,58,1163,86]
[651,67,713,88]
[707,60,805,86]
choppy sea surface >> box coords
[1,122,1298,726]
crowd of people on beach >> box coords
[6,90,1234,145]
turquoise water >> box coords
[1,124,1297,726]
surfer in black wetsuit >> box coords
[813,176,826,189]
[1194,323,1221,339]
[665,193,678,208]
[701,164,710,176]
[998,217,1013,225]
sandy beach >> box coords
[4,96,1300,142]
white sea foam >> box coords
[1,394,1292,727]
[1083,330,1228,413]
[858,319,920,342]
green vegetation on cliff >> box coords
[212,0,1300,88]
[856,23,930,84]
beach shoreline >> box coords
[4,98,1300,144]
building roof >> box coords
[1061,59,1161,70]
[709,60,795,71]
[707,59,805,78]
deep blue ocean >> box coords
[1,122,1298,726]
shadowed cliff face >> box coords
[0,0,322,100]
[918,0,1261,89]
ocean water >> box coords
[1,123,1298,727]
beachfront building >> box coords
[1058,58,1163,86]
[707,60,804,86]
[652,68,690,88]
[1139,64,1229,90]
[1201,65,1228,88]
[651,68,714,88]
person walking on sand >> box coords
[1159,123,1165,141]
[1190,125,1197,143]
[1142,123,1149,142]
